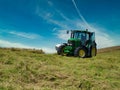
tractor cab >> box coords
[68,30,95,47]
[55,29,97,58]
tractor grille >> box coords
[68,40,75,47]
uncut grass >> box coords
[0,48,120,90]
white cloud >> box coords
[47,1,53,6]
[0,39,32,48]
[0,29,41,39]
[56,30,70,40]
[8,31,41,39]
[37,11,69,29]
[36,4,72,29]
[0,39,55,53]
[55,10,71,21]
[52,27,58,32]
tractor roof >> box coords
[71,30,94,34]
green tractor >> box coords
[55,30,97,58]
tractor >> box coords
[55,29,97,58]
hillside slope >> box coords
[97,46,120,53]
[0,46,120,90]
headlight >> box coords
[68,43,72,46]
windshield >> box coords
[90,32,95,42]
[72,32,89,41]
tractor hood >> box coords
[68,38,80,41]
[68,38,81,47]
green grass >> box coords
[0,48,120,90]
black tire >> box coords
[90,46,97,57]
[57,45,66,55]
[74,47,87,58]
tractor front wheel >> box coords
[74,47,87,58]
[57,45,66,56]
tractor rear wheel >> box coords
[90,46,97,57]
[57,45,66,55]
[74,47,87,58]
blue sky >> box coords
[0,0,120,53]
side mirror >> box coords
[67,30,69,34]
[86,29,88,32]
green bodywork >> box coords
[63,38,80,54]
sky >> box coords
[0,0,120,53]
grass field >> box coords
[0,47,120,90]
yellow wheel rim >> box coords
[92,47,96,56]
[61,47,66,56]
[79,49,85,57]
